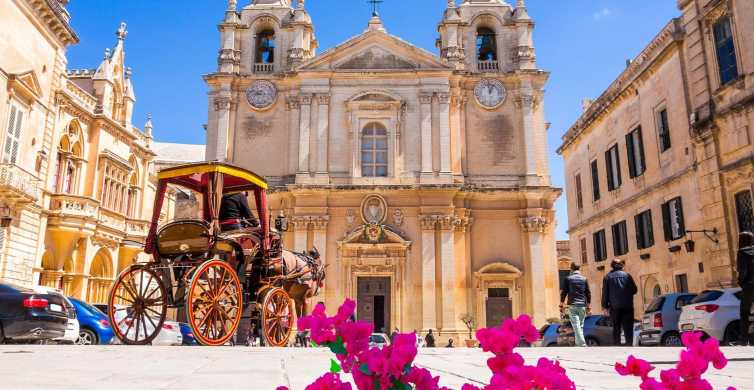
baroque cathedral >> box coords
[204,0,560,337]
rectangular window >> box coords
[580,237,588,264]
[593,229,607,262]
[626,127,646,178]
[657,109,672,152]
[612,220,629,256]
[713,17,738,85]
[662,197,686,241]
[591,160,601,201]
[575,174,584,210]
[675,274,689,293]
[635,210,655,250]
[3,103,24,164]
[488,288,509,298]
[735,190,754,233]
[605,145,622,191]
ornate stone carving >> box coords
[512,46,535,64]
[286,95,300,110]
[311,215,330,230]
[419,94,433,105]
[360,194,388,225]
[299,94,313,105]
[513,93,538,110]
[213,97,231,111]
[318,94,330,105]
[245,80,277,109]
[345,209,356,227]
[391,209,404,227]
[519,216,550,233]
[419,215,438,231]
[437,93,451,104]
[291,216,311,231]
[453,210,474,232]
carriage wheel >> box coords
[108,265,167,345]
[261,287,294,347]
[186,259,242,346]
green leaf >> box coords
[388,381,411,390]
[359,363,372,376]
[310,340,319,348]
[329,336,347,355]
[329,359,342,373]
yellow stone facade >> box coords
[558,0,754,310]
[0,1,164,304]
[205,0,561,338]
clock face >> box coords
[245,80,277,109]
[474,79,506,108]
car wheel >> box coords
[723,322,741,346]
[662,332,682,347]
[76,329,98,345]
[586,337,600,346]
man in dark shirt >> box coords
[219,192,258,231]
[602,259,638,346]
[560,263,591,346]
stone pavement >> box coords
[0,345,752,390]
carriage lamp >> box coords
[684,228,719,253]
[275,212,289,232]
[0,204,12,227]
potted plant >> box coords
[460,314,478,347]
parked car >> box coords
[639,293,697,346]
[537,323,560,347]
[110,305,182,346]
[679,288,752,345]
[369,333,390,348]
[0,282,69,343]
[558,315,639,346]
[179,323,197,346]
[31,286,79,344]
[68,298,114,345]
[415,334,426,348]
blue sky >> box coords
[66,1,679,240]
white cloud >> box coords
[592,7,614,21]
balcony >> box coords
[477,60,499,73]
[125,218,150,240]
[0,163,41,202]
[99,208,127,232]
[254,63,274,73]
[49,194,99,219]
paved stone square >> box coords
[0,346,752,389]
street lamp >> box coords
[0,204,12,227]
[683,228,719,253]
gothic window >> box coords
[255,30,276,64]
[735,190,754,233]
[361,122,388,177]
[713,16,738,85]
[3,103,24,164]
[54,123,83,194]
[476,27,497,61]
[626,126,646,178]
[100,162,130,214]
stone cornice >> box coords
[519,216,550,233]
[558,18,685,154]
[26,0,79,45]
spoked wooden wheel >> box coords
[261,287,294,347]
[108,265,167,345]
[186,259,243,346]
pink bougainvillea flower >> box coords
[615,355,655,379]
[406,367,450,390]
[304,373,353,390]
[298,302,337,345]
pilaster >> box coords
[520,215,550,326]
[419,215,437,331]
[286,95,301,174]
[297,94,313,179]
[419,94,434,181]
[515,88,540,185]
[438,215,457,332]
[315,94,330,183]
[438,93,452,177]
[291,216,310,252]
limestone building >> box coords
[0,0,161,305]
[558,0,753,311]
[204,0,561,337]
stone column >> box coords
[211,95,232,161]
[286,96,301,174]
[315,94,330,182]
[438,93,452,176]
[419,94,433,180]
[311,216,329,301]
[297,94,313,177]
[292,216,310,252]
[520,216,549,326]
[515,89,538,185]
[438,215,456,332]
[420,215,437,331]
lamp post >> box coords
[0,204,12,227]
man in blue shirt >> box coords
[560,263,591,347]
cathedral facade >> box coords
[205,0,560,337]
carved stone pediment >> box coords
[335,46,416,70]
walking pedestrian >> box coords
[425,329,436,348]
[560,262,591,347]
[601,258,638,346]
[736,231,754,346]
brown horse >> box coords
[269,248,325,318]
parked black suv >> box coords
[0,282,68,343]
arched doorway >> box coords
[643,276,662,307]
[87,249,114,304]
[474,262,523,328]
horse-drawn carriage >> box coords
[107,162,324,346]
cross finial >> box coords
[517,0,526,8]
[116,22,128,40]
[367,0,383,17]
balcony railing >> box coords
[254,63,274,73]
[48,194,99,219]
[99,208,127,232]
[477,60,500,73]
[0,163,41,202]
[125,218,150,238]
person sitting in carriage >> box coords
[219,191,259,231]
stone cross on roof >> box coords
[116,22,128,40]
[368,0,383,16]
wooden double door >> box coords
[357,277,391,333]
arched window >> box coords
[55,123,83,194]
[255,30,276,64]
[361,123,388,177]
[476,27,497,61]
